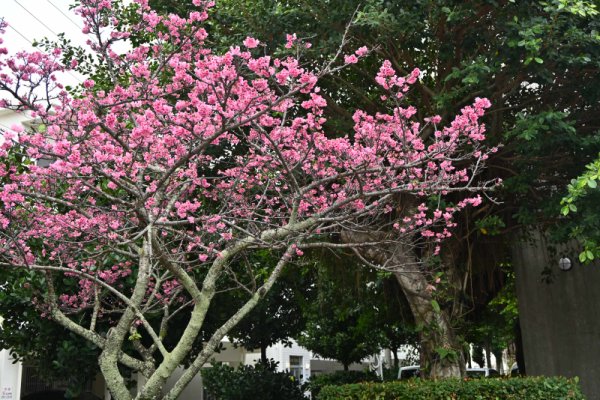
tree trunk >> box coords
[392,347,399,369]
[493,349,503,374]
[341,232,465,379]
[466,344,472,368]
[514,319,526,375]
[260,343,268,364]
[485,343,491,369]
[343,363,349,371]
[395,269,464,378]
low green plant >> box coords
[317,377,584,400]
[306,370,379,398]
[201,359,307,400]
[382,366,399,381]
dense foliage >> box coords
[317,377,585,400]
[299,260,395,370]
[227,260,312,362]
[306,370,379,399]
[149,0,600,375]
[561,156,600,264]
[0,272,99,398]
[2,0,597,388]
[201,360,307,400]
[0,0,495,397]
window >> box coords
[289,355,303,381]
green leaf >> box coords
[579,251,587,263]
[535,57,544,64]
[431,299,440,313]
[587,179,597,188]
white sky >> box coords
[1,0,90,87]
[0,0,91,138]
[2,0,86,49]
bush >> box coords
[306,370,379,398]
[201,359,307,400]
[317,377,585,400]
[382,366,399,381]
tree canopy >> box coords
[0,0,495,398]
[188,0,600,375]
[3,0,597,384]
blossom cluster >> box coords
[0,0,495,312]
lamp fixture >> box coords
[559,257,572,272]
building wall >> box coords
[267,341,314,382]
[513,231,600,399]
[0,349,22,400]
[271,340,375,381]
[0,109,32,136]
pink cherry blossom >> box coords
[355,46,368,57]
[285,33,297,49]
[344,54,358,64]
[243,37,260,49]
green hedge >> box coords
[317,377,585,400]
[307,370,379,398]
[202,360,306,400]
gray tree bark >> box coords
[392,268,464,378]
[342,231,465,378]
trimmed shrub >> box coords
[317,377,585,400]
[202,359,307,400]
[307,370,379,398]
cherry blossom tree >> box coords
[0,0,496,397]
